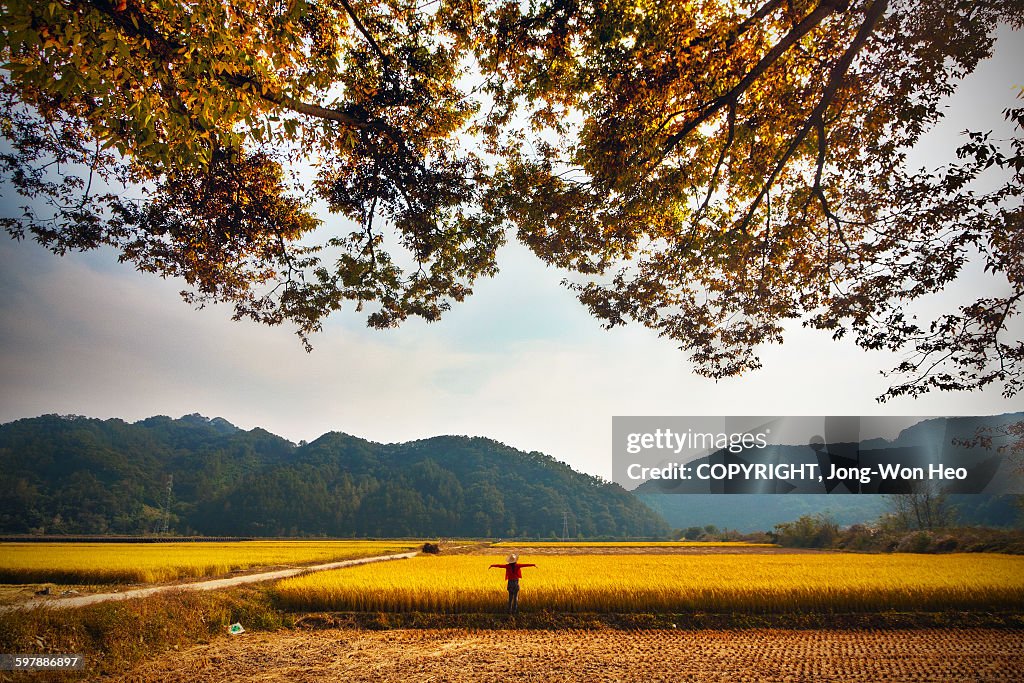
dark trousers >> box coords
[507,579,520,614]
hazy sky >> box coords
[1,26,1021,480]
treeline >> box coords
[0,414,668,538]
[773,514,1024,554]
[644,492,1022,536]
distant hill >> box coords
[638,492,1022,534]
[0,414,668,538]
[636,494,888,533]
[636,413,1024,532]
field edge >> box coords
[289,610,1024,631]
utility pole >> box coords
[160,474,173,535]
[562,510,570,541]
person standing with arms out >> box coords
[489,553,536,615]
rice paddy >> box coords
[0,540,421,584]
[273,553,1024,614]
[491,541,777,547]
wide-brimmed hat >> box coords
[507,553,518,563]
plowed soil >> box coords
[119,627,1024,682]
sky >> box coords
[1,25,1022,481]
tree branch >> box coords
[659,0,852,161]
[338,0,393,71]
[75,0,368,130]
[694,101,737,222]
[735,0,888,233]
[250,83,366,128]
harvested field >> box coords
[120,627,1024,682]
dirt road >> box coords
[119,627,1024,682]
[4,552,417,612]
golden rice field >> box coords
[492,541,777,547]
[0,540,420,585]
[274,553,1024,614]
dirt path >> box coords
[119,627,1024,682]
[3,552,418,612]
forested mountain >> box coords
[0,414,668,538]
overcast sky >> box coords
[1,27,1021,480]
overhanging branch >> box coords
[74,0,368,131]
[659,0,853,161]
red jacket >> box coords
[490,562,536,580]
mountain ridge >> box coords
[635,413,1024,532]
[0,413,668,538]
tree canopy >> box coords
[1,0,1021,399]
